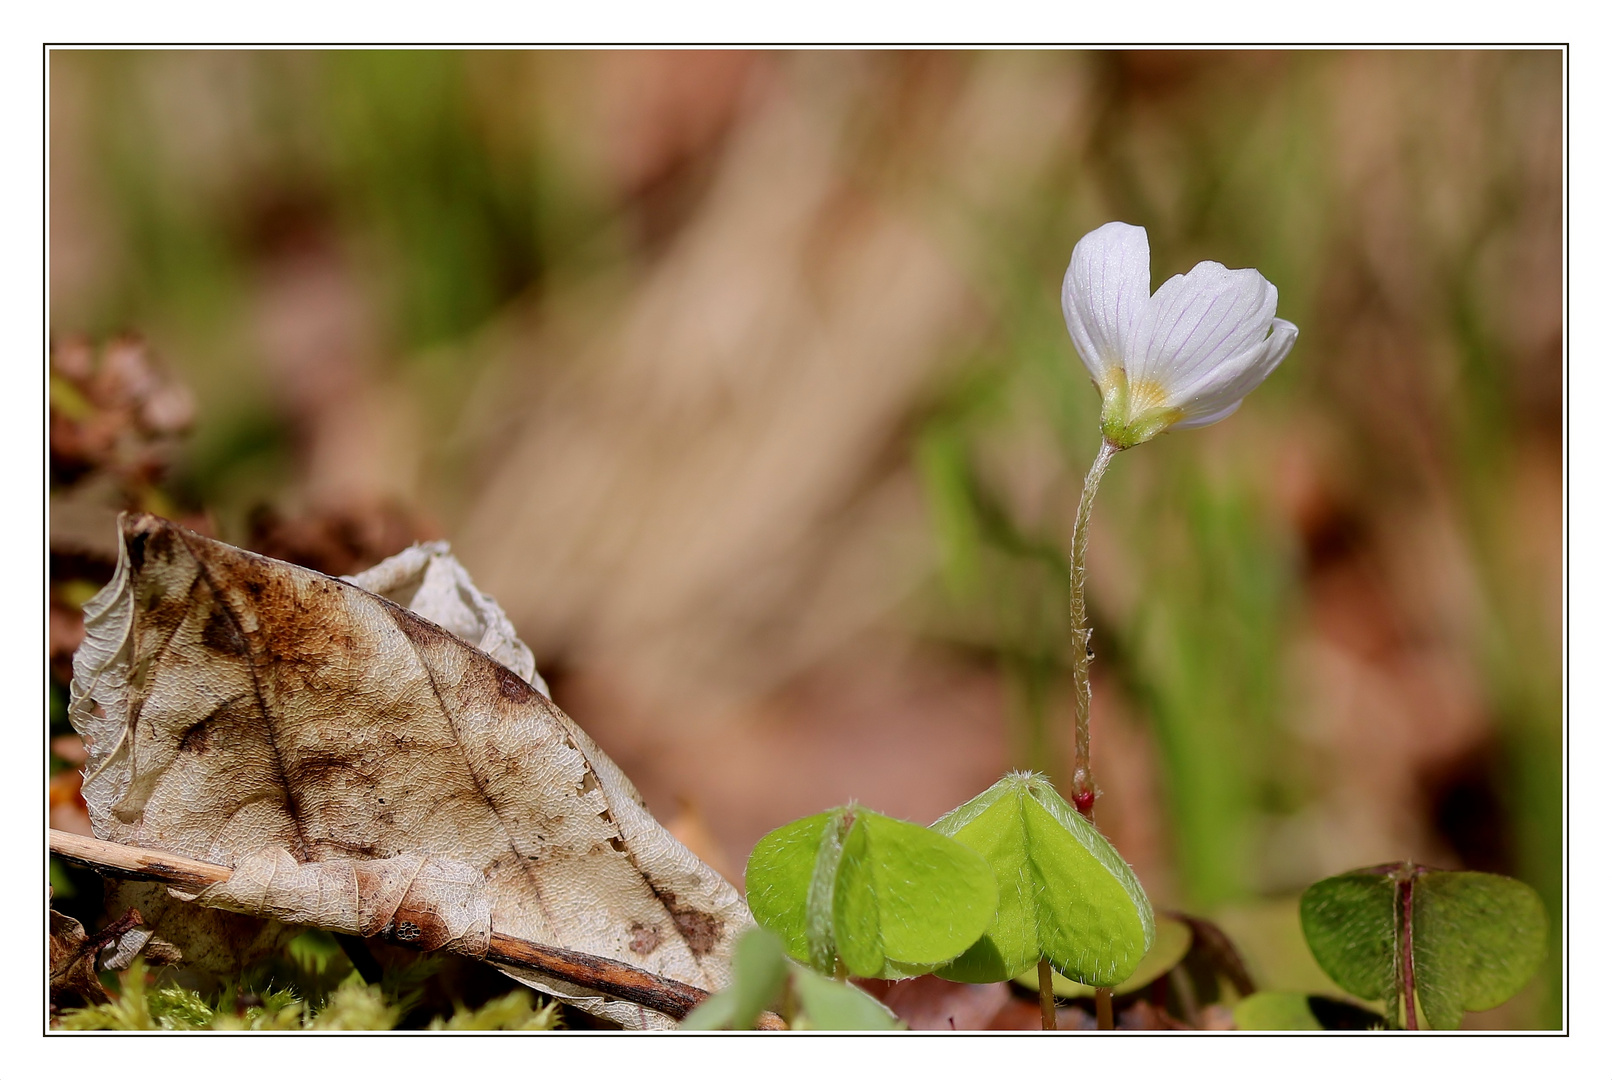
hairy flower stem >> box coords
[1070,438,1119,819]
[1037,958,1057,1030]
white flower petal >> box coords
[1062,222,1151,385]
[1170,318,1298,427]
[1130,261,1277,390]
[1168,399,1243,431]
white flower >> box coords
[1062,221,1298,449]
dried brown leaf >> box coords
[69,513,748,1027]
[49,908,113,1014]
[342,541,548,697]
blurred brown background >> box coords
[48,49,1562,1027]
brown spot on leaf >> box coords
[388,604,449,649]
[628,922,662,956]
[494,665,537,702]
[290,752,359,787]
[124,516,177,575]
[179,720,210,755]
[389,907,466,953]
[125,529,149,573]
[120,516,169,572]
[201,605,248,656]
[311,838,381,860]
[651,889,724,958]
[671,908,723,958]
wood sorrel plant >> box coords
[730,224,1295,1030]
[716,224,1547,1032]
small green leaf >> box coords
[1301,864,1548,1029]
[790,966,903,1030]
[1013,915,1190,998]
[933,772,1154,987]
[746,804,998,979]
[748,813,826,969]
[1233,992,1385,1031]
[1232,991,1323,1031]
[1299,869,1397,1004]
[681,927,790,1031]
[831,815,884,976]
[1413,871,1547,1029]
[678,990,738,1030]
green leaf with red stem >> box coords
[1300,863,1547,1029]
[930,772,1154,988]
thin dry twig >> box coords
[49,829,785,1029]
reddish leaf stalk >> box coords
[1396,868,1418,1030]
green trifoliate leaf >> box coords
[932,772,1154,987]
[746,804,998,979]
[1300,864,1548,1030]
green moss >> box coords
[428,989,561,1031]
[56,949,559,1031]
